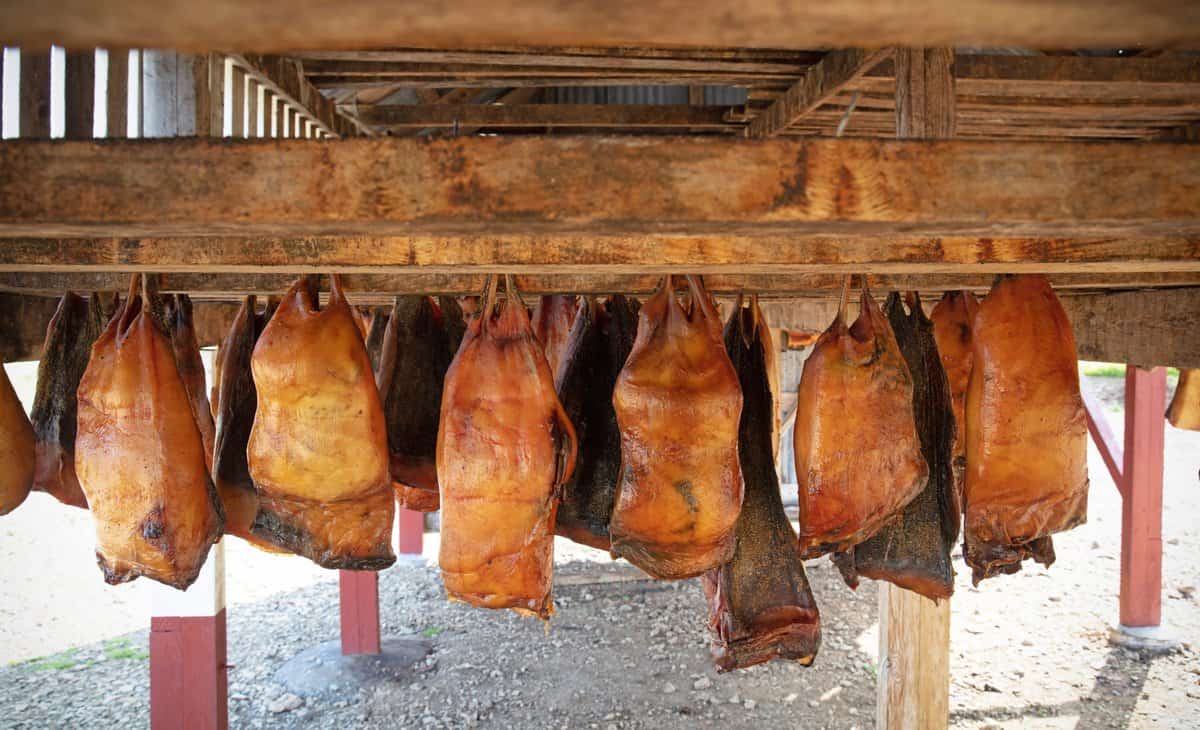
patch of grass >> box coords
[421,626,444,639]
[102,638,148,661]
[1081,362,1180,378]
[18,648,81,671]
[863,662,878,680]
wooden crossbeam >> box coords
[1,138,1198,241]
[3,272,1199,299]
[359,104,735,129]
[4,1,1198,52]
[748,48,891,138]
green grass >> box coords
[15,648,82,671]
[421,626,444,639]
[102,638,148,662]
[1080,362,1180,378]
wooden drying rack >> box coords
[1,4,1198,728]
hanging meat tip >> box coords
[702,295,821,671]
[609,275,744,580]
[964,274,1088,583]
[531,294,580,379]
[0,360,35,515]
[75,274,224,589]
[437,276,577,619]
[930,290,979,517]
[376,295,462,512]
[554,294,640,550]
[833,292,958,601]
[30,291,119,509]
[212,294,284,552]
[247,275,396,570]
[793,278,928,559]
[163,294,216,472]
[1166,368,1200,431]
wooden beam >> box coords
[64,50,96,139]
[361,104,735,129]
[894,48,955,138]
[19,49,51,138]
[106,49,129,138]
[1,138,1198,240]
[2,272,1198,298]
[749,48,890,138]
[228,54,363,137]
[5,2,1199,52]
[1120,367,1167,628]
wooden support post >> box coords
[338,570,382,655]
[398,509,424,556]
[1120,366,1167,628]
[245,78,259,138]
[18,48,51,138]
[877,46,954,730]
[106,49,129,138]
[64,50,95,139]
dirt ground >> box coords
[1,369,1197,729]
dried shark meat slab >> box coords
[930,290,979,514]
[554,295,639,549]
[30,292,118,508]
[531,294,579,379]
[702,296,821,671]
[438,276,576,618]
[1167,369,1200,431]
[609,275,743,579]
[0,361,35,515]
[964,274,1088,583]
[75,275,224,589]
[376,296,461,512]
[248,275,395,570]
[793,281,927,559]
[834,292,958,601]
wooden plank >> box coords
[1,137,1198,240]
[229,62,245,137]
[149,610,229,730]
[338,571,381,655]
[360,104,735,129]
[106,49,129,138]
[1120,367,1167,628]
[4,1,1199,52]
[3,271,1199,298]
[18,49,51,138]
[229,53,362,137]
[749,48,891,138]
[245,78,259,137]
[64,50,96,139]
[878,45,953,730]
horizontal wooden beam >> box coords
[4,2,1199,52]
[3,272,1199,300]
[751,48,890,138]
[764,286,1200,369]
[229,54,364,138]
[359,104,735,129]
[1,138,1198,241]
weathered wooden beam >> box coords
[749,48,891,138]
[1,235,1198,274]
[2,271,1198,298]
[228,54,364,138]
[5,1,1199,52]
[360,104,735,129]
[1,138,1198,240]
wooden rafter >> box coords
[1,138,1198,241]
[361,104,735,130]
[4,1,1198,52]
[230,53,366,137]
[748,48,891,138]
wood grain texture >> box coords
[749,48,891,138]
[895,48,955,138]
[359,104,734,129]
[106,49,129,138]
[230,54,361,137]
[18,49,51,138]
[0,138,1198,239]
[878,585,951,730]
[64,51,96,140]
[3,1,1198,52]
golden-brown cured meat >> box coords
[554,295,639,549]
[531,295,579,378]
[437,277,576,618]
[609,275,743,579]
[931,290,979,512]
[212,295,282,551]
[703,297,821,672]
[834,292,958,601]
[1167,369,1200,431]
[965,275,1088,583]
[376,296,461,512]
[76,275,224,588]
[0,363,35,515]
[163,294,215,472]
[793,281,927,559]
[248,276,395,570]
[30,292,118,509]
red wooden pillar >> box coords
[338,570,382,655]
[1119,366,1167,628]
[397,508,425,556]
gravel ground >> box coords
[1,373,1197,729]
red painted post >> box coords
[1119,366,1167,628]
[150,611,229,730]
[397,508,425,556]
[339,570,382,655]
